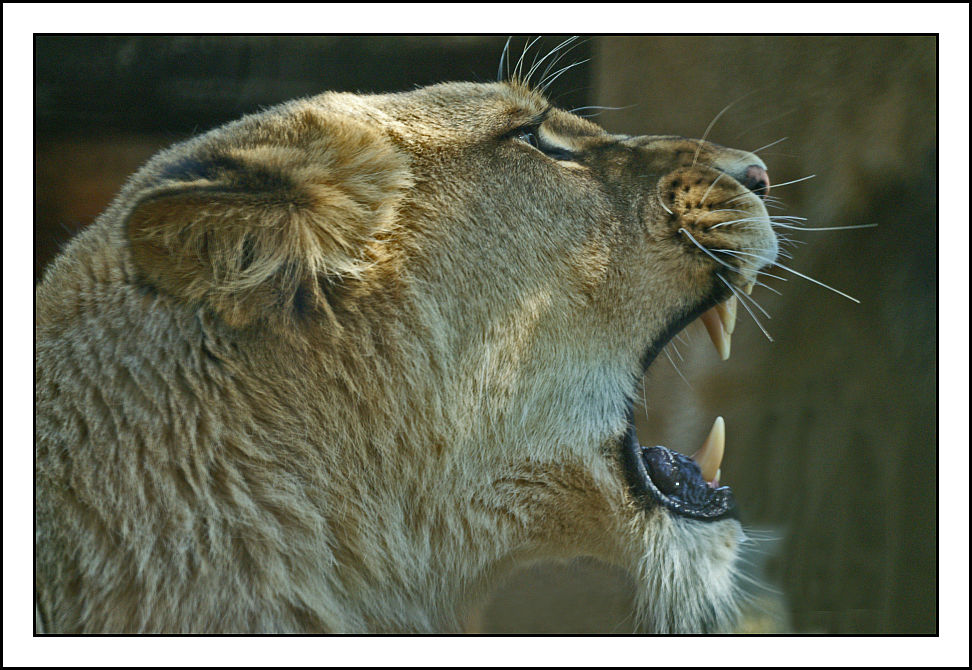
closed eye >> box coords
[513,128,541,149]
[511,126,575,161]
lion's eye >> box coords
[512,127,574,161]
[514,128,541,149]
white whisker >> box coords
[641,380,650,420]
[711,249,787,282]
[498,36,513,82]
[664,349,693,389]
[717,249,860,303]
[726,191,788,206]
[699,171,727,205]
[733,107,798,138]
[514,37,543,83]
[539,58,590,93]
[718,274,773,342]
[525,36,579,85]
[749,137,789,155]
[537,37,587,88]
[736,286,772,319]
[692,95,751,167]
[708,216,770,229]
[773,222,879,232]
[753,280,783,296]
[769,174,816,189]
[679,229,786,283]
[569,104,637,114]
[659,196,673,215]
[677,228,745,277]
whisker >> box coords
[749,137,789,155]
[692,92,754,167]
[699,171,728,205]
[726,191,790,206]
[700,208,753,220]
[718,250,861,303]
[677,228,745,277]
[569,104,637,114]
[733,107,798,138]
[736,285,773,319]
[739,244,792,260]
[693,98,742,167]
[680,229,786,284]
[772,223,879,232]
[718,274,774,342]
[733,571,785,596]
[539,59,590,94]
[753,280,783,296]
[664,349,693,389]
[711,249,787,282]
[658,195,673,215]
[514,37,543,83]
[769,174,817,189]
[774,262,861,303]
[525,36,579,85]
[708,216,771,229]
[702,216,804,231]
[497,36,513,82]
[537,37,587,87]
[756,151,801,159]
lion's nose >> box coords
[741,165,771,198]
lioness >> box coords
[35,76,777,633]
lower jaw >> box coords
[620,396,737,522]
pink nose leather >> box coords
[743,165,770,197]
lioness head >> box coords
[35,78,777,633]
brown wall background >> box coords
[35,35,937,634]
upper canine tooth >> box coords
[700,306,731,360]
[716,297,737,335]
[692,416,725,483]
[743,282,755,295]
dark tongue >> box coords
[622,412,737,521]
[640,446,737,520]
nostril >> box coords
[742,165,771,198]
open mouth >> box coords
[622,291,744,521]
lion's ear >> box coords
[126,111,411,328]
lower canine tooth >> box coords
[700,307,731,360]
[692,416,725,483]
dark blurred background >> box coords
[34,35,938,634]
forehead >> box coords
[360,81,605,137]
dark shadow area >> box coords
[34,35,593,282]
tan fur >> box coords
[35,81,776,633]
